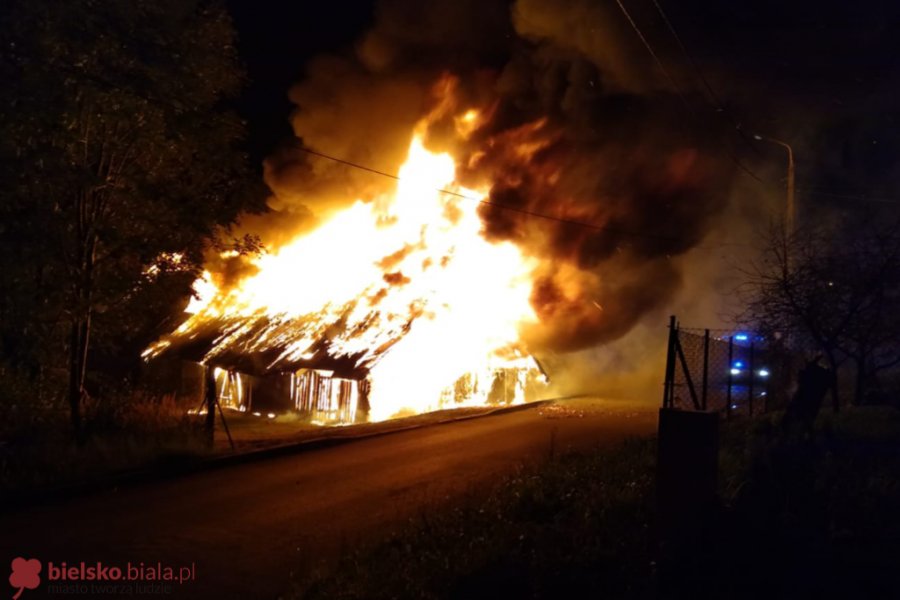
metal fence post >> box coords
[663,315,677,408]
[726,336,733,419]
[204,365,216,447]
[748,340,755,417]
[702,329,710,411]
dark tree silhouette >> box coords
[833,228,900,404]
[0,0,265,438]
[739,217,900,408]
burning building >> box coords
[148,291,548,424]
[146,124,550,423]
[148,0,736,420]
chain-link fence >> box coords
[663,317,795,417]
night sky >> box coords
[226,0,376,163]
[228,0,900,201]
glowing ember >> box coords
[147,119,545,421]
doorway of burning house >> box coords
[290,369,367,424]
[213,367,251,412]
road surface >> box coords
[1,399,656,599]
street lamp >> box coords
[753,134,795,233]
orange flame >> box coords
[147,118,546,420]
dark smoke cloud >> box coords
[512,0,662,93]
[449,111,730,350]
[266,0,735,354]
[262,0,515,222]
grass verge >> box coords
[0,395,208,493]
[296,438,658,599]
[295,406,900,599]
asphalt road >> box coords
[1,399,656,599]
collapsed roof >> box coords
[146,299,418,379]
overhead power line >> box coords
[612,0,773,189]
[647,0,763,157]
[297,145,750,252]
[796,188,900,205]
[612,0,692,112]
[644,0,900,213]
[644,7,900,210]
[648,0,719,106]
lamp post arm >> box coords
[754,134,795,233]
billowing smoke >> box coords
[262,0,736,357]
